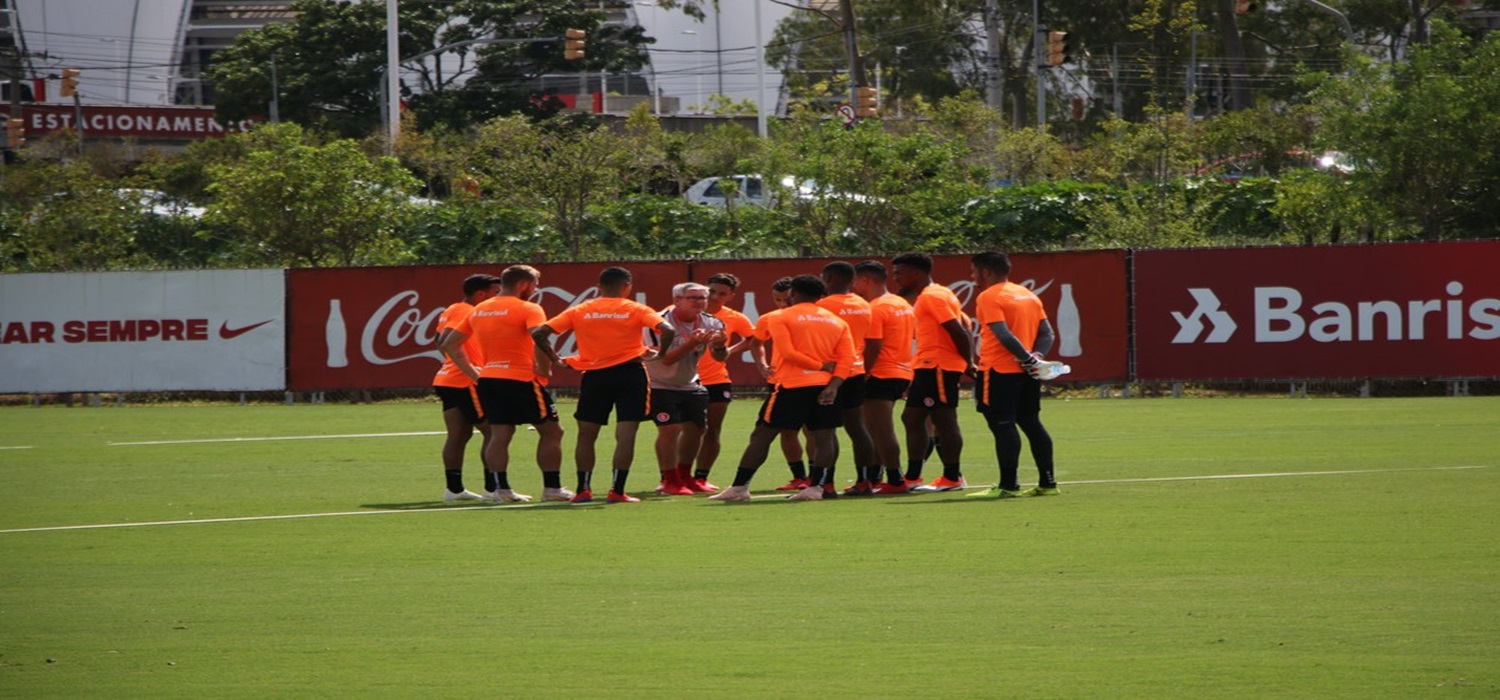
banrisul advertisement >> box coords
[1134,242,1500,380]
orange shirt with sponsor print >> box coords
[763,302,856,389]
[866,292,916,381]
[451,295,549,381]
[433,302,482,388]
[975,281,1047,374]
[753,308,783,385]
[816,292,872,375]
[698,306,754,385]
[911,284,969,371]
[544,297,666,371]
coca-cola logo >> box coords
[327,285,632,369]
[359,291,446,366]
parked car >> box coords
[685,174,879,208]
[116,188,206,219]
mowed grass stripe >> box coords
[0,464,1486,535]
[108,431,445,446]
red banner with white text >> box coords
[287,253,1129,390]
[1133,242,1500,380]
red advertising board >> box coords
[1134,242,1500,380]
[288,252,1129,391]
[19,105,258,140]
[288,262,682,391]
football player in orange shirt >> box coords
[852,260,918,494]
[966,252,1059,499]
[891,252,975,493]
[533,267,674,504]
[691,273,758,491]
[755,277,815,491]
[440,265,571,503]
[432,273,501,502]
[711,275,856,503]
[816,261,879,495]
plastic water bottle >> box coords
[1033,360,1071,381]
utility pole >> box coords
[985,0,1003,112]
[1033,0,1044,128]
[839,0,866,112]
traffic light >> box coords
[564,29,587,61]
[1046,31,1071,67]
[60,69,81,98]
[4,118,23,149]
[855,86,879,118]
[1234,0,1257,14]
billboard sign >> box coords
[0,270,286,392]
[1134,242,1500,380]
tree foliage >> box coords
[205,123,419,267]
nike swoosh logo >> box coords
[219,320,274,340]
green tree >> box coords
[1311,22,1500,239]
[206,0,651,139]
[0,161,149,272]
[470,116,628,260]
[205,123,420,266]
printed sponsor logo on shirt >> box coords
[584,312,632,320]
[795,314,842,324]
[474,309,511,317]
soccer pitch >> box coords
[2,396,1497,698]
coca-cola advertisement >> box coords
[287,263,682,391]
[289,252,1129,391]
[1134,241,1500,380]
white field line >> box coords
[0,464,1487,535]
[0,446,36,450]
[109,431,445,446]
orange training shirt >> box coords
[975,281,1047,374]
[866,292,916,381]
[451,295,549,382]
[543,297,666,371]
[433,301,481,388]
[816,292,872,375]
[763,302,855,389]
[911,284,969,371]
[698,306,754,385]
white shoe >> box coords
[541,487,575,502]
[443,489,484,502]
[707,485,752,502]
[786,486,824,501]
[483,488,532,503]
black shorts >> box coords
[477,378,558,426]
[907,368,962,410]
[576,361,651,425]
[704,382,734,404]
[834,374,867,411]
[434,385,483,424]
[974,370,1041,422]
[652,389,709,427]
[864,376,911,402]
[756,385,842,431]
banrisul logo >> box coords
[1169,283,1500,344]
[1171,289,1237,343]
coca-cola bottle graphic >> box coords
[325,299,349,368]
[1057,283,1082,358]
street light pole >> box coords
[386,0,400,151]
[753,0,767,138]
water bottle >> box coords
[1033,360,1071,381]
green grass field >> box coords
[2,396,1497,698]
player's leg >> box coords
[437,387,480,501]
[1015,374,1056,492]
